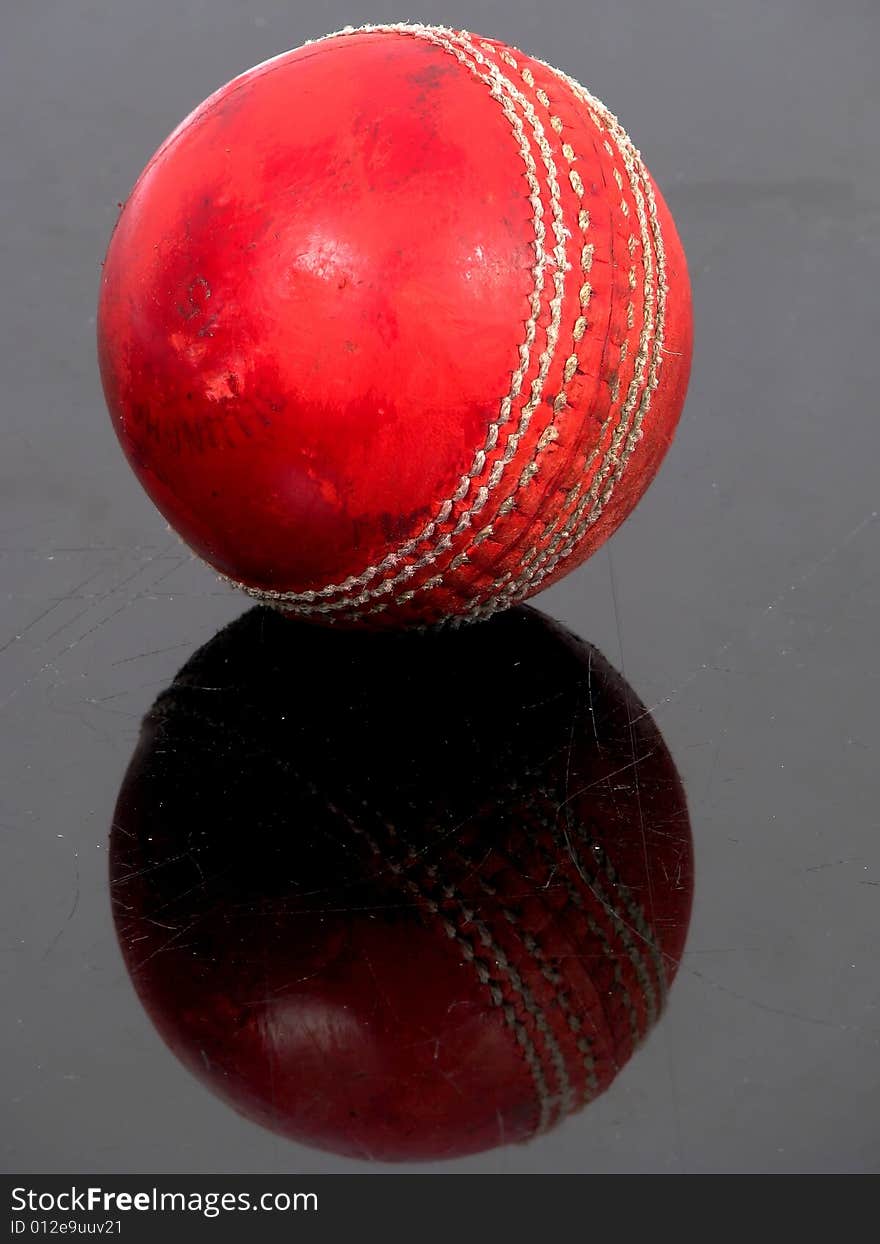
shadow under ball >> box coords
[110,606,693,1161]
[97,24,692,628]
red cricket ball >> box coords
[110,605,694,1161]
[98,24,692,627]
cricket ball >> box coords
[97,24,692,628]
[110,605,694,1161]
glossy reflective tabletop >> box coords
[2,0,878,1174]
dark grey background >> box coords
[1,0,878,1174]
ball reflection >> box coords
[110,605,693,1161]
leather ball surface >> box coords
[98,24,692,627]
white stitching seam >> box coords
[466,68,668,619]
[350,45,663,624]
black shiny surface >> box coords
[2,0,878,1173]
